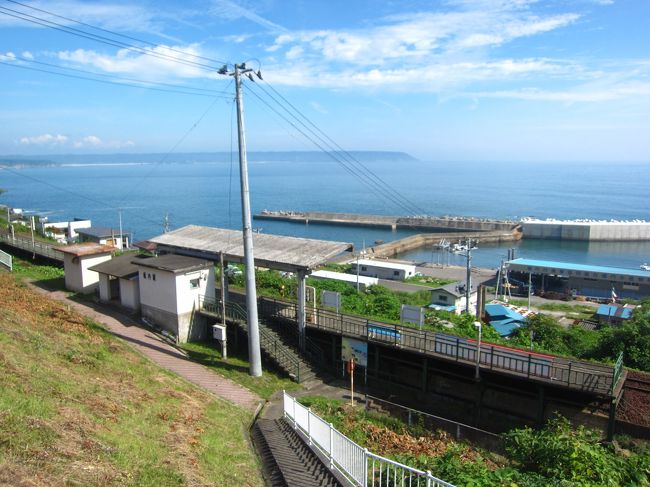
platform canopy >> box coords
[149,225,353,273]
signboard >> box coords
[321,290,341,312]
[212,324,226,341]
[401,304,424,328]
[341,337,368,367]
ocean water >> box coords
[2,158,649,269]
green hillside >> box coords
[0,274,262,486]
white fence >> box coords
[0,249,12,271]
[282,392,455,487]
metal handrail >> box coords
[0,249,12,271]
[260,296,617,395]
[283,391,455,487]
[0,231,63,261]
[198,295,303,381]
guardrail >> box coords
[0,248,12,271]
[259,296,616,396]
[365,395,504,453]
[198,295,305,381]
[0,232,63,261]
[283,391,454,487]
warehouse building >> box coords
[507,258,650,301]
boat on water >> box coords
[641,263,650,271]
[451,242,478,253]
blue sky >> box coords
[0,0,648,161]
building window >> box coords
[393,270,399,276]
[189,278,200,289]
[361,266,367,271]
[438,295,448,302]
[152,274,156,281]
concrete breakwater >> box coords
[364,230,521,259]
[255,210,519,233]
[256,211,650,242]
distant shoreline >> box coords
[0,150,417,168]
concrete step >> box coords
[253,418,344,487]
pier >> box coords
[255,210,519,232]
[255,210,650,242]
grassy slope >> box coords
[0,274,262,486]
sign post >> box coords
[346,358,356,406]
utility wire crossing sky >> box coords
[1,0,649,162]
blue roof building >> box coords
[596,303,636,324]
[485,303,527,337]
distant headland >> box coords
[0,151,417,168]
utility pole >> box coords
[118,209,123,250]
[232,63,262,377]
[163,212,170,233]
[30,215,35,259]
[465,238,473,314]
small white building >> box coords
[54,243,114,294]
[310,269,378,290]
[430,284,478,315]
[40,218,92,243]
[89,254,141,311]
[133,254,215,343]
[77,226,131,250]
[351,258,417,281]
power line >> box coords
[0,6,222,73]
[0,165,162,228]
[5,0,229,67]
[246,83,422,215]
[0,59,231,98]
[256,80,429,215]
[8,54,230,96]
[115,90,231,208]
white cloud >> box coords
[73,135,102,148]
[268,8,579,67]
[58,44,214,80]
[0,1,166,35]
[210,0,286,33]
[16,133,134,149]
[19,134,68,145]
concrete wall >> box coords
[139,264,214,342]
[98,274,111,302]
[63,253,112,294]
[522,221,650,241]
[139,269,177,314]
[120,278,140,311]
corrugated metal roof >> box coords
[149,225,353,272]
[507,258,650,279]
[53,242,114,257]
[88,254,139,278]
[132,254,212,274]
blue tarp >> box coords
[489,318,524,337]
[596,304,633,320]
[485,303,527,336]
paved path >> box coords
[30,284,262,412]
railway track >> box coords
[623,377,650,394]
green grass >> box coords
[509,299,596,319]
[10,257,66,290]
[405,275,456,288]
[0,273,262,486]
[180,341,301,400]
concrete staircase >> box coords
[252,418,344,487]
[198,297,319,383]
